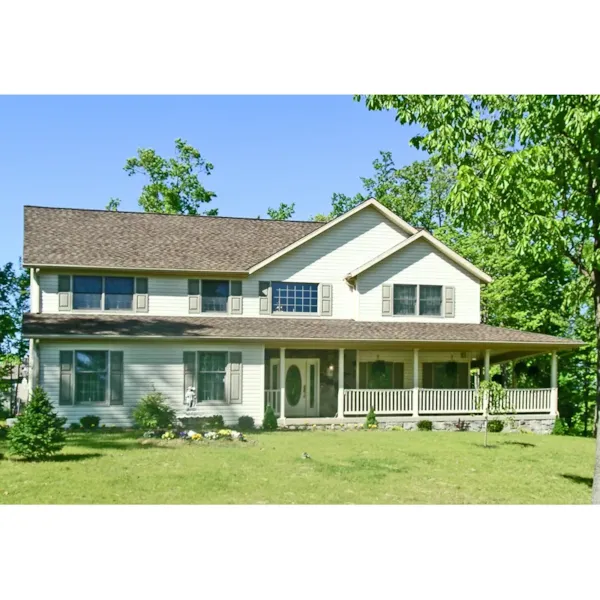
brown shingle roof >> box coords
[23,206,324,272]
[22,313,583,347]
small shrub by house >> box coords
[238,415,255,431]
[487,419,504,433]
[262,405,278,431]
[80,415,101,430]
[365,407,378,429]
[132,392,176,430]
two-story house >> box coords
[21,199,582,431]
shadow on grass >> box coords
[502,441,536,448]
[311,457,408,480]
[6,452,104,463]
[561,474,593,488]
[69,438,177,451]
[47,453,103,462]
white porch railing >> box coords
[418,389,478,414]
[491,388,552,414]
[265,390,281,415]
[343,389,413,415]
[340,388,554,416]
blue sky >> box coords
[0,96,425,267]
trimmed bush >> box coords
[205,414,225,430]
[417,420,433,431]
[552,418,569,436]
[7,386,66,460]
[365,407,378,429]
[69,422,81,431]
[262,405,278,431]
[132,392,176,430]
[487,419,504,433]
[178,415,226,431]
[80,415,101,430]
[238,415,255,431]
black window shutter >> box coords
[110,351,124,405]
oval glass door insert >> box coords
[285,365,302,406]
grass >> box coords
[0,430,595,504]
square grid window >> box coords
[272,282,318,313]
[75,351,108,404]
[198,351,227,401]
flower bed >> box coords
[142,428,247,442]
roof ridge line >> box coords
[23,205,324,225]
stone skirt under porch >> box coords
[278,414,556,434]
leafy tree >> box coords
[316,153,453,229]
[267,202,295,220]
[357,94,600,502]
[107,138,217,215]
[1,262,29,413]
[8,386,66,460]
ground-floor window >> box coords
[197,351,227,401]
[359,361,405,389]
[423,362,470,389]
[75,350,108,404]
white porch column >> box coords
[337,348,345,418]
[30,268,40,314]
[412,348,419,417]
[550,351,558,416]
[483,349,491,416]
[279,347,286,421]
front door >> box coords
[273,358,319,417]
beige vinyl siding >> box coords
[358,350,473,387]
[40,273,59,312]
[39,340,264,426]
[357,239,481,323]
[245,206,409,319]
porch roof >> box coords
[23,313,583,351]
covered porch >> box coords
[264,344,561,421]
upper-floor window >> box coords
[73,276,103,310]
[105,277,134,310]
[272,282,318,313]
[202,280,229,312]
[393,284,442,316]
[419,285,442,316]
[393,284,417,315]
[73,275,134,311]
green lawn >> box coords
[0,430,595,504]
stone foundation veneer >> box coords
[279,415,556,435]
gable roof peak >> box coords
[346,228,493,283]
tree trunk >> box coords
[591,277,600,503]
